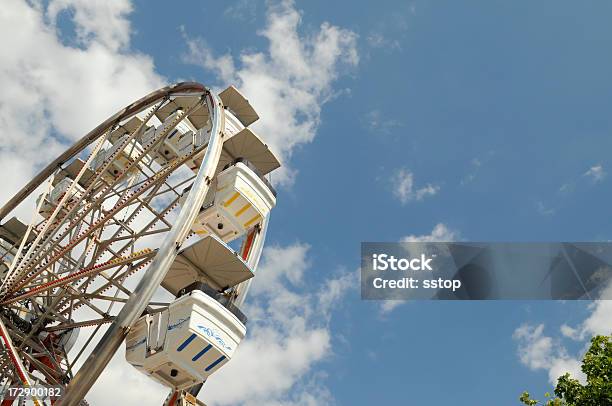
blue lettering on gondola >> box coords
[196,325,232,351]
[168,317,190,331]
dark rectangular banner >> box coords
[361,242,612,300]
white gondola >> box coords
[161,234,254,296]
[185,86,273,174]
[186,126,280,242]
[37,177,84,218]
[125,289,246,390]
[91,134,152,183]
[0,249,9,283]
[155,96,209,131]
[52,158,94,188]
[216,128,281,176]
[126,235,251,389]
[0,217,36,245]
[109,116,147,143]
[0,220,25,283]
[191,159,276,243]
[143,109,196,166]
[219,86,259,127]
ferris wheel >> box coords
[0,82,280,406]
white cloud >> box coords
[88,351,168,405]
[559,182,574,194]
[536,201,556,216]
[364,2,416,55]
[584,164,606,182]
[317,268,357,312]
[392,168,439,204]
[0,0,164,215]
[378,224,458,315]
[460,152,496,186]
[366,32,401,51]
[513,324,585,385]
[514,324,555,370]
[549,164,608,209]
[401,223,458,242]
[183,0,359,185]
[224,0,258,22]
[560,324,580,340]
[514,280,612,386]
[364,109,402,134]
[250,243,310,293]
[47,0,133,51]
[201,243,355,405]
[378,300,406,315]
[574,280,612,339]
[460,159,481,185]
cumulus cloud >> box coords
[378,224,459,315]
[392,168,439,204]
[0,0,164,215]
[223,0,258,22]
[88,351,168,404]
[183,0,359,185]
[363,2,416,56]
[555,163,606,200]
[513,280,612,385]
[378,300,406,315]
[513,324,585,385]
[366,33,401,51]
[201,243,355,405]
[567,280,612,340]
[47,0,133,51]
[536,201,556,216]
[584,164,606,183]
[401,223,458,243]
[364,109,402,134]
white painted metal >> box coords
[161,235,254,296]
[37,177,85,218]
[219,86,259,126]
[191,162,276,242]
[91,134,152,182]
[216,127,281,176]
[126,290,246,390]
[144,110,196,166]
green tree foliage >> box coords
[520,333,612,406]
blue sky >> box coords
[140,1,611,404]
[2,0,612,405]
